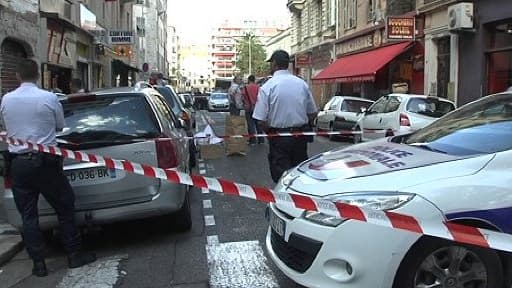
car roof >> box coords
[387,93,455,103]
[332,96,374,102]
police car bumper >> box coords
[266,195,444,288]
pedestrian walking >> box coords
[70,78,86,93]
[242,75,264,144]
[228,76,243,116]
[253,50,318,183]
[0,59,96,277]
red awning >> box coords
[312,42,413,84]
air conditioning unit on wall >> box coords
[448,2,474,31]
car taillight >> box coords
[400,113,411,127]
[155,139,178,169]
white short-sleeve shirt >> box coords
[1,82,65,153]
[253,70,317,128]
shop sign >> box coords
[386,17,415,40]
[295,54,311,68]
[109,30,135,45]
[338,34,374,55]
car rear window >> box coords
[58,94,160,145]
[341,100,373,112]
[406,98,455,118]
[211,93,227,100]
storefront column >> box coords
[449,34,459,103]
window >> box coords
[405,94,512,156]
[406,98,455,118]
[368,96,388,113]
[368,0,376,21]
[329,97,340,110]
[384,96,401,113]
[487,21,512,94]
[341,100,373,112]
[343,0,357,29]
[317,0,323,33]
[327,0,337,27]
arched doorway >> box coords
[1,39,29,95]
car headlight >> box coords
[304,192,415,227]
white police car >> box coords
[266,92,512,288]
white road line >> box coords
[57,254,128,288]
[207,235,219,245]
[203,199,212,209]
[199,169,207,175]
[202,188,210,194]
[205,215,216,226]
[199,163,206,169]
[206,241,279,288]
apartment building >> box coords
[265,28,293,59]
[289,0,422,104]
[210,19,288,79]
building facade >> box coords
[0,0,39,95]
[178,43,212,93]
[458,0,512,105]
[265,28,293,58]
[289,0,421,106]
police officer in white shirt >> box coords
[253,50,318,183]
[0,59,96,277]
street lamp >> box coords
[246,33,255,76]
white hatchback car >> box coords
[266,92,512,288]
[355,94,455,143]
[316,96,374,140]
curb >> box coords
[0,224,22,267]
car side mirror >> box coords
[358,107,367,115]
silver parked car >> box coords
[208,92,229,112]
[3,87,192,231]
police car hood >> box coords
[283,139,492,196]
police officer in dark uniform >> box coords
[1,59,96,277]
[253,50,318,183]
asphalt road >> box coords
[0,110,349,288]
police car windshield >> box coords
[405,93,512,156]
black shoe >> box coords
[32,260,48,277]
[68,251,96,269]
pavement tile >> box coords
[0,234,22,267]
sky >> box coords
[168,0,290,44]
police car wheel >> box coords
[393,237,503,288]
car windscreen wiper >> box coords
[408,143,447,154]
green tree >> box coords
[236,34,269,77]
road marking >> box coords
[199,169,206,175]
[202,188,210,194]
[205,215,216,226]
[203,199,212,209]
[207,235,219,245]
[199,163,206,169]
[206,241,279,288]
[57,254,128,288]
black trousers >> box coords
[268,135,308,183]
[10,153,81,261]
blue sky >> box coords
[169,0,290,44]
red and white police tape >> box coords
[3,135,511,253]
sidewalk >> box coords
[0,176,23,267]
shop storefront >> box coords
[459,0,512,104]
[313,24,424,101]
[42,17,76,94]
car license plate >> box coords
[66,168,116,186]
[269,210,285,237]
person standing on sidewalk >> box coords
[228,76,243,116]
[0,59,96,277]
[253,50,318,183]
[242,75,264,144]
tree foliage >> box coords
[236,34,269,77]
